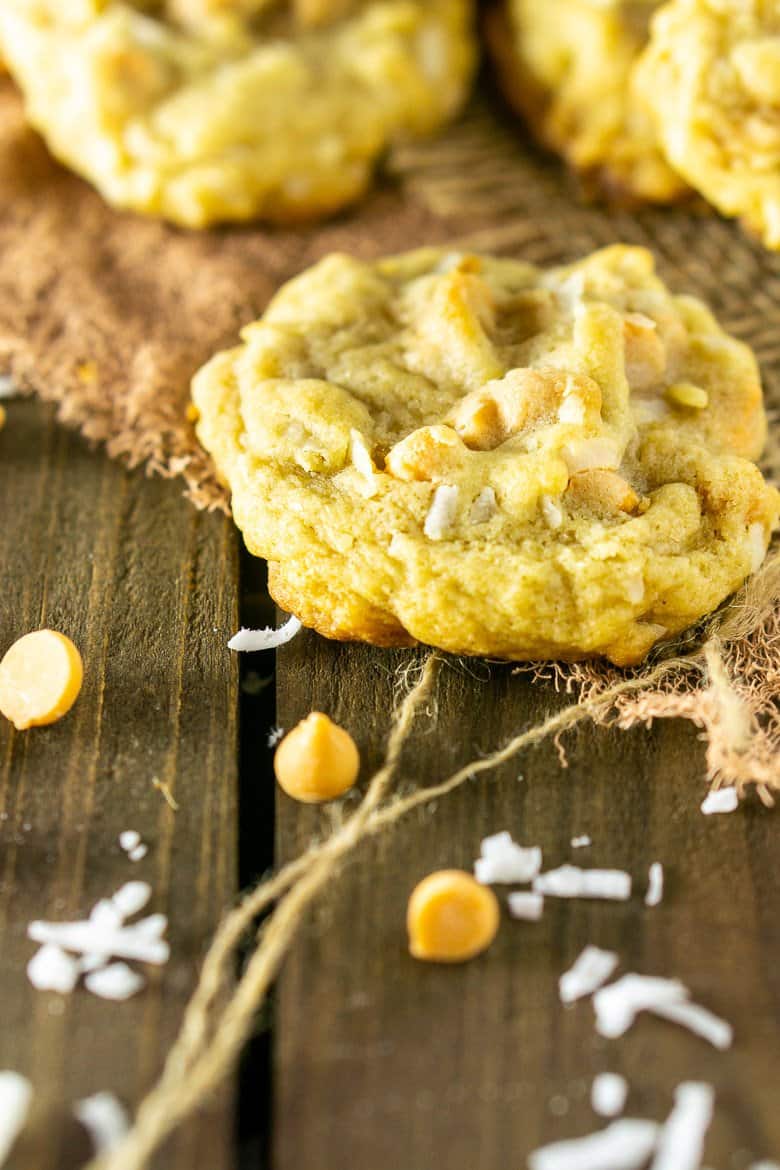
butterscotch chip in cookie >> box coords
[0,0,475,228]
[192,244,779,664]
[635,0,780,250]
[486,0,688,204]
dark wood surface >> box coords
[1,397,779,1170]
[0,399,239,1170]
[275,644,780,1169]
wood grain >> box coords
[274,636,779,1170]
[0,399,239,1170]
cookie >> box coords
[0,1,475,227]
[192,244,778,664]
[486,0,687,204]
[635,0,780,250]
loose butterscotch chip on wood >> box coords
[0,630,83,730]
[407,870,500,963]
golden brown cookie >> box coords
[0,0,475,227]
[635,0,780,249]
[486,0,687,203]
[192,244,778,664]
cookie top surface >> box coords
[635,0,780,249]
[497,0,685,203]
[193,244,779,664]
[0,0,474,226]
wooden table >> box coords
[1,396,778,1170]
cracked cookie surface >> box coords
[192,244,779,663]
[488,0,686,203]
[0,0,474,227]
[635,0,780,249]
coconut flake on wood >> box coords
[227,615,302,652]
[475,832,542,884]
[591,1073,628,1118]
[112,882,152,920]
[74,1092,129,1154]
[424,484,459,540]
[528,1118,659,1170]
[0,1071,33,1166]
[508,892,544,921]
[118,830,141,853]
[594,975,687,1038]
[85,963,146,1001]
[645,863,664,907]
[560,946,619,1005]
[534,866,631,901]
[571,835,591,849]
[28,920,169,965]
[27,944,81,993]
[0,375,16,399]
[128,844,148,862]
[700,787,738,815]
[651,1000,733,1050]
[649,1082,714,1170]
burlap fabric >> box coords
[1,78,778,794]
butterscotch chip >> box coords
[486,0,688,203]
[0,1,475,228]
[192,244,779,664]
[635,0,780,250]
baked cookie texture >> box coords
[488,0,687,203]
[193,245,778,664]
[0,0,475,227]
[635,0,780,250]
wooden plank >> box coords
[274,634,779,1169]
[0,399,239,1169]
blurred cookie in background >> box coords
[0,0,476,228]
[485,0,688,204]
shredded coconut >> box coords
[650,1000,733,1050]
[560,946,620,1004]
[534,867,631,901]
[268,726,285,748]
[424,484,459,540]
[85,963,146,1001]
[558,395,586,426]
[571,835,591,849]
[349,430,377,497]
[227,615,302,652]
[74,1092,129,1153]
[748,523,767,573]
[29,919,169,965]
[649,1082,714,1170]
[700,787,738,815]
[90,899,124,932]
[594,975,688,1038]
[507,892,544,921]
[593,975,731,1048]
[562,438,621,474]
[118,830,141,853]
[470,486,498,524]
[27,943,81,993]
[0,1071,32,1166]
[528,1118,659,1170]
[475,832,542,884]
[591,1073,628,1118]
[0,375,16,399]
[112,881,152,920]
[128,844,148,862]
[645,863,664,907]
[541,495,563,529]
